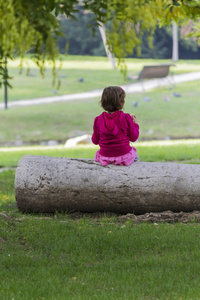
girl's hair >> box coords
[100,86,125,112]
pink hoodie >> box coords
[92,111,139,157]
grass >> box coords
[1,56,200,299]
[1,212,200,299]
[2,55,200,102]
[1,139,200,168]
[1,79,200,143]
[1,143,200,299]
[1,56,200,144]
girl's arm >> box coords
[126,114,139,142]
[130,114,138,124]
[91,117,99,145]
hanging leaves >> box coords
[1,0,200,87]
[0,0,107,87]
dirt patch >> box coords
[2,210,200,224]
[68,210,200,224]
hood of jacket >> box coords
[100,111,122,135]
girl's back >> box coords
[92,86,139,166]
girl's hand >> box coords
[131,114,138,124]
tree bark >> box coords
[172,22,179,62]
[15,155,200,215]
[98,22,116,69]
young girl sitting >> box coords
[92,86,139,166]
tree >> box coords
[57,11,106,56]
[0,0,107,88]
[57,16,200,59]
[1,0,200,89]
[172,22,179,61]
[102,0,200,71]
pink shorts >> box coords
[94,147,138,166]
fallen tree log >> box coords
[15,155,200,214]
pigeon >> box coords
[78,78,84,82]
[51,89,57,94]
[164,96,170,102]
[144,96,151,102]
[59,75,66,79]
[132,101,138,107]
[173,92,181,97]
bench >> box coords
[128,64,175,89]
[137,64,175,80]
[15,155,200,215]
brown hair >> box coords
[100,86,125,112]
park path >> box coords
[1,71,200,108]
[0,167,16,173]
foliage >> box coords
[0,57,12,89]
[140,24,200,59]
[58,11,106,56]
[104,0,162,71]
[103,0,200,69]
[1,0,200,86]
[0,0,107,87]
[57,15,200,59]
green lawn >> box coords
[2,55,200,102]
[1,78,200,143]
[1,207,200,300]
[1,139,200,168]
[1,56,200,144]
[1,143,200,299]
[1,56,200,299]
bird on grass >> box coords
[144,96,151,102]
[29,73,35,77]
[132,101,138,107]
[173,92,181,97]
[164,96,170,102]
[51,89,57,94]
[59,75,66,79]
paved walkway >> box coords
[0,167,16,173]
[1,72,200,108]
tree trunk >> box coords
[15,155,200,215]
[172,22,179,62]
[98,22,116,69]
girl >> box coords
[92,86,139,166]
